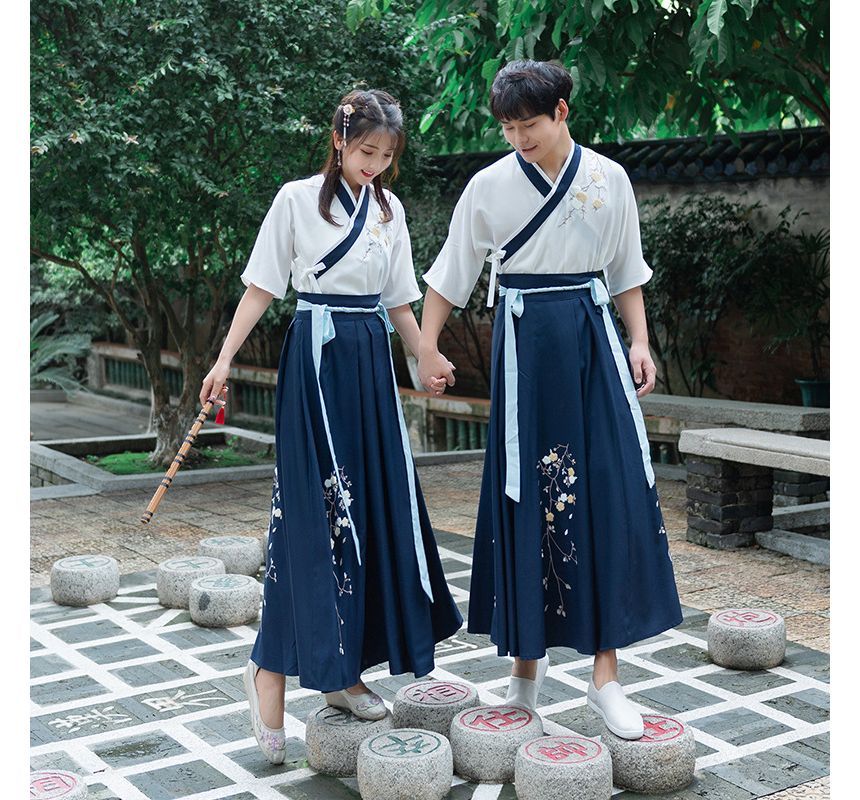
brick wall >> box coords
[705,308,828,404]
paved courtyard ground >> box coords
[30,402,830,798]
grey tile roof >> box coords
[431,127,829,189]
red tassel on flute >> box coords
[215,405,226,424]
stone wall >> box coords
[31,464,72,488]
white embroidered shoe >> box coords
[243,660,287,764]
[324,688,388,720]
[586,679,644,739]
[505,653,550,711]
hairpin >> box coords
[337,103,355,167]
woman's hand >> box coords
[418,349,456,396]
[200,360,231,410]
[628,342,656,398]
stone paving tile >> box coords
[693,707,794,747]
[762,688,830,725]
[180,710,252,748]
[627,681,724,714]
[230,738,310,776]
[613,769,757,799]
[696,669,796,696]
[91,730,189,768]
[274,774,362,799]
[108,659,198,689]
[126,759,235,799]
[31,652,75,679]
[565,659,662,685]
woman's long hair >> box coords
[318,89,406,225]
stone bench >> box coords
[157,556,226,609]
[188,574,260,627]
[393,680,480,736]
[197,535,263,576]
[514,734,612,800]
[678,428,829,558]
[601,714,696,794]
[50,555,119,607]
[707,608,786,669]
[642,394,829,436]
[449,705,544,783]
[357,728,453,800]
[306,705,393,777]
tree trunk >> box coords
[149,400,196,467]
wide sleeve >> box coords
[602,167,653,296]
[240,184,294,300]
[422,177,490,308]
[380,193,422,308]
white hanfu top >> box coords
[423,143,652,307]
[241,173,421,308]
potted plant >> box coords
[785,230,830,407]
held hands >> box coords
[628,342,657,398]
[199,360,231,410]
[418,350,457,397]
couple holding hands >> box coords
[199,59,682,766]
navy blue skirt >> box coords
[468,273,683,657]
[251,293,463,692]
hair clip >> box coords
[337,103,355,167]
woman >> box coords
[200,89,462,764]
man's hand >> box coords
[418,350,456,396]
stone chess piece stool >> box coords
[393,679,480,736]
[449,704,544,783]
[306,705,394,777]
[707,608,786,669]
[514,734,612,800]
[357,728,453,800]
[188,574,260,627]
[30,769,89,799]
[197,535,263,576]
[157,555,225,609]
[602,714,696,794]
[50,555,119,607]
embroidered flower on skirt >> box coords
[324,465,355,656]
[537,444,578,618]
[264,467,281,589]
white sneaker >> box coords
[505,653,550,711]
[586,679,644,739]
[243,660,287,764]
[324,688,388,720]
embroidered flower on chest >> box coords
[360,211,392,261]
[560,154,608,225]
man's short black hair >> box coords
[489,60,573,122]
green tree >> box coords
[349,0,828,151]
[31,0,425,465]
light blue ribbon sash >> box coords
[296,298,434,603]
[499,279,655,503]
